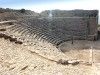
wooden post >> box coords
[89,46,93,65]
[71,36,74,44]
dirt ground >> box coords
[0,24,100,75]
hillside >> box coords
[0,8,100,75]
[0,8,39,21]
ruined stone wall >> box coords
[86,17,98,40]
[18,16,97,45]
[40,10,98,17]
[39,10,98,42]
[0,9,98,45]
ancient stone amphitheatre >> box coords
[0,8,100,75]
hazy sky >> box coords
[0,0,99,12]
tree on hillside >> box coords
[20,9,25,13]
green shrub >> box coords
[20,9,25,13]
